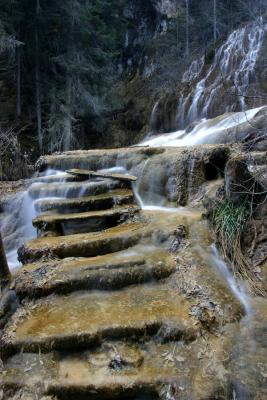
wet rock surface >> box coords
[0,148,266,399]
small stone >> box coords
[176,356,185,363]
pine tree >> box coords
[46,0,127,151]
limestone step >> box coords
[1,336,233,400]
[34,189,134,213]
[67,168,137,182]
[18,210,193,264]
[28,180,125,200]
[2,284,198,353]
[33,205,140,236]
[18,222,147,264]
[37,147,163,172]
[14,247,176,298]
[34,173,86,184]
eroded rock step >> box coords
[37,147,165,172]
[28,179,126,199]
[14,247,176,298]
[18,222,145,264]
[34,188,134,213]
[18,213,182,264]
[67,168,137,182]
[1,333,237,400]
[33,204,140,236]
[34,173,86,184]
[2,284,199,354]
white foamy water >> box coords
[1,169,75,269]
[210,245,252,315]
[176,17,267,126]
[139,106,264,147]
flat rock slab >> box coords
[34,189,134,213]
[34,173,86,183]
[1,334,237,400]
[67,168,137,182]
[36,147,165,172]
[2,284,198,352]
[29,180,124,200]
[18,209,189,264]
[18,222,147,264]
[14,247,176,298]
[33,204,140,235]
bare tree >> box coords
[185,0,189,57]
[63,0,76,151]
[35,0,42,151]
[213,0,217,45]
[16,26,22,119]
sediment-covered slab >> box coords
[28,180,124,200]
[34,189,134,213]
[36,147,165,172]
[19,208,191,264]
[2,284,198,353]
[33,204,140,235]
[34,173,86,184]
[18,222,149,264]
[14,247,176,297]
[67,168,137,182]
[1,334,237,400]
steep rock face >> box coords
[123,0,181,69]
[152,18,267,133]
[107,0,182,144]
[114,5,267,144]
[155,0,181,17]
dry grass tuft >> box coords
[212,200,266,296]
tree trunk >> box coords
[36,0,42,151]
[213,0,217,45]
[0,232,11,288]
[16,26,21,119]
[64,0,75,151]
[64,74,73,151]
[185,0,189,57]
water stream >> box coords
[140,106,265,147]
[0,145,266,399]
[177,17,267,127]
[0,169,70,270]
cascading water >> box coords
[1,169,80,269]
[148,18,266,138]
[200,245,265,399]
[177,17,267,128]
[148,100,160,135]
[0,147,266,399]
[139,105,266,147]
[209,245,251,315]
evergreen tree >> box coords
[0,0,265,155]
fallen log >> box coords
[66,168,137,182]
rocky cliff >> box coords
[111,5,267,143]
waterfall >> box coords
[1,149,265,399]
[209,245,251,315]
[0,169,72,269]
[148,100,160,136]
[176,18,267,127]
[139,105,265,147]
[181,56,204,84]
